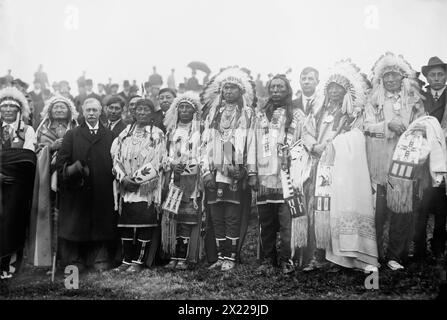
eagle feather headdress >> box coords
[36,94,78,132]
[0,86,31,121]
[200,66,257,122]
[323,59,368,116]
[163,91,203,134]
[369,52,422,106]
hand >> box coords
[232,166,246,181]
[50,138,63,152]
[203,173,216,190]
[388,118,406,135]
[66,160,84,178]
[122,176,140,193]
[173,163,186,175]
[248,175,259,191]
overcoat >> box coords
[56,122,117,241]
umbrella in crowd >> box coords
[187,61,211,74]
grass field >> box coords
[1,215,444,300]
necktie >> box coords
[107,122,112,130]
[434,91,439,101]
[2,126,12,148]
[305,98,312,114]
[90,129,96,135]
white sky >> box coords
[1,0,446,93]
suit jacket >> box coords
[422,87,446,124]
[292,93,323,116]
[56,122,117,241]
[152,109,166,133]
[110,119,127,136]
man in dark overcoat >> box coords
[56,97,117,272]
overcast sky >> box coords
[1,0,446,93]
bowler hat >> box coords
[422,56,447,77]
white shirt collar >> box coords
[86,121,99,130]
[431,86,446,98]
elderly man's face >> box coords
[300,71,319,97]
[178,102,195,124]
[107,102,123,122]
[0,103,20,124]
[383,71,403,93]
[222,83,242,104]
[327,82,346,104]
[83,102,101,126]
[51,102,69,120]
[426,66,446,91]
[269,78,288,103]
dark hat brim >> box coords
[422,63,447,77]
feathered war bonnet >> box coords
[0,86,31,122]
[200,66,257,122]
[163,91,203,134]
[369,52,422,106]
[323,59,368,116]
[36,94,78,132]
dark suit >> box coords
[56,122,117,267]
[414,87,447,259]
[108,119,127,136]
[422,87,446,123]
[152,110,166,133]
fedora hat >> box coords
[422,56,447,77]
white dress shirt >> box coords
[86,121,99,134]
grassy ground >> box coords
[0,215,444,300]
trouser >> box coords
[375,184,414,264]
[120,227,153,265]
[414,184,447,258]
[209,202,240,262]
[257,203,292,265]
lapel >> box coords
[425,89,446,115]
[112,119,124,134]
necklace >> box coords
[221,108,236,129]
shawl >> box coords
[326,128,379,269]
